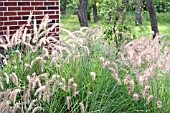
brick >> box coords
[10,31,17,34]
[0,0,59,37]
[35,16,44,19]
[4,2,17,6]
[22,7,34,10]
[56,11,59,14]
[44,11,55,14]
[35,0,48,1]
[18,2,30,6]
[0,17,7,21]
[31,2,43,6]
[22,0,34,1]
[4,12,17,16]
[18,21,27,25]
[56,19,59,23]
[0,22,3,26]
[56,2,59,5]
[18,12,30,15]
[8,7,21,11]
[48,6,58,10]
[0,2,3,6]
[10,26,20,30]
[36,7,46,10]
[0,12,3,16]
[4,21,17,26]
[44,2,55,6]
[49,15,59,19]
[9,16,21,20]
[0,27,7,30]
[0,7,7,11]
[0,31,3,35]
[33,11,43,15]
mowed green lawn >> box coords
[60,12,170,39]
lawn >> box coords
[60,12,170,40]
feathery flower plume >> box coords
[15,50,22,62]
[34,86,45,100]
[42,48,49,57]
[52,74,60,80]
[26,89,31,103]
[3,89,11,102]
[51,80,59,96]
[142,85,150,99]
[124,76,135,94]
[33,17,37,32]
[0,53,5,58]
[146,95,154,104]
[32,106,41,113]
[10,73,18,86]
[60,78,66,91]
[10,89,20,104]
[112,62,118,74]
[90,72,96,81]
[100,57,105,69]
[12,103,20,113]
[105,60,111,67]
[27,11,33,26]
[48,23,59,31]
[27,99,38,112]
[133,92,139,100]
[68,78,74,92]
[72,83,79,96]
[31,57,44,67]
[43,81,51,102]
[22,27,28,42]
[157,100,162,108]
[0,77,3,89]
[0,45,8,51]
[25,63,32,69]
[109,67,122,85]
[2,58,7,65]
[32,77,42,91]
[66,96,71,110]
[79,102,85,113]
[39,73,49,82]
[4,73,9,84]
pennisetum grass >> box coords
[0,12,170,113]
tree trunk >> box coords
[61,0,67,15]
[146,0,159,38]
[78,0,88,27]
[134,0,143,26]
[87,12,91,21]
[93,2,97,23]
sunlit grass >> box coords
[60,12,170,39]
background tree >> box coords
[93,1,98,23]
[60,0,68,15]
[146,0,159,38]
[134,0,143,26]
[78,0,88,27]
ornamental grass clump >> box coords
[1,12,170,112]
[0,13,102,113]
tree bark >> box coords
[93,2,98,23]
[146,0,159,38]
[87,11,91,21]
[134,0,143,26]
[78,0,88,27]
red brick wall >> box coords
[0,0,59,39]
